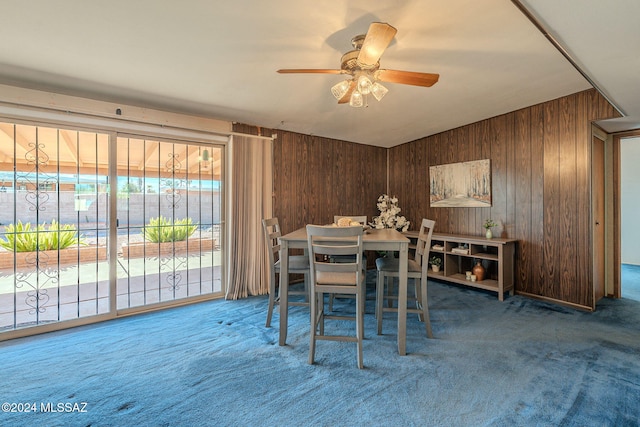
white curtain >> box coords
[225,134,273,299]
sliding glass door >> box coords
[0,122,110,330]
[115,136,223,310]
[0,120,224,337]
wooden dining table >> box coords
[278,227,411,355]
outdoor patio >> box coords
[0,239,223,331]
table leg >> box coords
[398,241,408,355]
[279,240,289,346]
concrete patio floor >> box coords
[0,250,223,330]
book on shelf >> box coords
[431,244,444,251]
[451,247,469,254]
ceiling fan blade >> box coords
[277,69,343,74]
[357,22,397,67]
[376,69,440,87]
[338,80,356,104]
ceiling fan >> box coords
[277,22,439,107]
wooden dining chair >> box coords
[262,218,310,328]
[375,218,435,338]
[307,224,366,368]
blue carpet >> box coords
[1,272,639,427]
[622,263,640,301]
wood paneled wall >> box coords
[235,89,618,309]
[389,89,619,309]
[232,124,387,235]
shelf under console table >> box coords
[405,231,517,301]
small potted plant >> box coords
[483,219,498,239]
[429,255,442,272]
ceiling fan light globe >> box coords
[371,82,388,101]
[349,90,364,107]
[331,80,351,100]
[357,75,373,95]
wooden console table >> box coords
[405,231,517,301]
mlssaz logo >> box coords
[40,402,88,413]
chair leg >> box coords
[376,271,385,335]
[374,272,379,320]
[361,281,367,340]
[420,276,433,338]
[265,271,277,327]
[303,273,309,302]
[386,278,394,309]
[318,292,325,336]
[356,288,364,369]
[309,288,317,365]
[415,278,424,322]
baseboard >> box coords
[515,291,594,312]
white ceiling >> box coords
[0,0,636,148]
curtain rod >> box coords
[229,131,275,141]
[0,98,276,142]
[0,100,231,143]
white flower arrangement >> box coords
[370,194,410,232]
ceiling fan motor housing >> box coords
[341,51,381,73]
[341,35,381,73]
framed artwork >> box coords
[429,159,491,207]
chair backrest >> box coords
[262,217,281,267]
[306,225,364,287]
[415,219,436,268]
[334,215,367,226]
